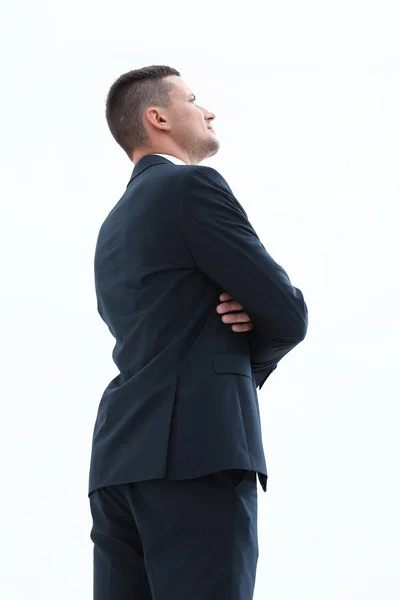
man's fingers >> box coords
[231,323,254,332]
[216,300,243,314]
[221,311,251,323]
[217,293,254,333]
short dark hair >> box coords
[105,65,181,160]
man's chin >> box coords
[207,138,220,156]
[192,139,220,164]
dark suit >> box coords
[88,154,308,599]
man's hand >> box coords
[216,292,254,332]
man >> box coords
[88,65,308,600]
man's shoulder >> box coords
[181,164,233,194]
[178,164,249,221]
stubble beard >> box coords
[187,134,220,164]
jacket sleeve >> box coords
[180,166,308,389]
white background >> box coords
[1,1,399,598]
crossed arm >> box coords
[180,166,308,389]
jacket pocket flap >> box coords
[211,353,252,379]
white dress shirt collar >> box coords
[152,153,187,166]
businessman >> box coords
[88,65,308,600]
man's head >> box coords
[105,65,220,165]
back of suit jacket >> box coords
[88,155,308,495]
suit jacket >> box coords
[88,154,308,495]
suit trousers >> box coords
[89,469,259,600]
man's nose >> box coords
[203,108,216,120]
